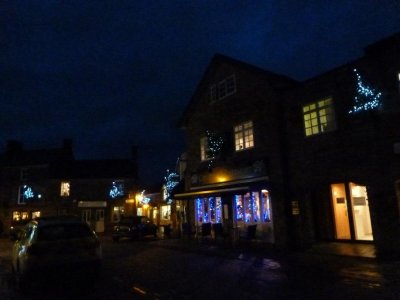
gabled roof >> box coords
[178,53,299,128]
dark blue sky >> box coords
[1,1,399,185]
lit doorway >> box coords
[330,183,373,241]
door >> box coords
[349,183,373,241]
[331,183,351,239]
[95,209,105,233]
[331,183,373,241]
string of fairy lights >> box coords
[206,130,224,168]
[349,69,382,114]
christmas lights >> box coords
[164,169,179,203]
[349,69,382,114]
[206,130,224,168]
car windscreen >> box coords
[37,224,94,241]
[119,218,140,225]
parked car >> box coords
[11,216,102,287]
[9,218,30,240]
[112,216,157,242]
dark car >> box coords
[11,216,102,287]
[112,216,157,242]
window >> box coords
[235,190,272,223]
[112,206,125,222]
[200,136,210,161]
[60,181,70,197]
[234,121,254,151]
[210,74,236,102]
[161,205,171,221]
[195,197,222,223]
[32,211,41,219]
[303,98,336,136]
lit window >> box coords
[112,206,125,222]
[161,205,171,221]
[195,197,222,223]
[235,191,271,223]
[234,121,254,151]
[32,211,41,219]
[200,136,210,161]
[21,211,29,220]
[60,181,70,197]
[303,98,336,136]
[261,190,272,222]
[13,211,21,221]
[210,75,236,102]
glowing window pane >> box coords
[234,121,254,151]
[60,181,70,197]
[303,98,336,136]
[235,195,243,221]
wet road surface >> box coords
[1,237,400,299]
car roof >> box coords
[30,215,85,227]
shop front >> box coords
[78,201,107,233]
[175,176,275,244]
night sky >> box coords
[1,1,399,186]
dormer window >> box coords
[210,75,236,102]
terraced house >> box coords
[0,139,138,235]
[176,33,400,258]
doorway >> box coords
[330,182,373,241]
[95,209,105,233]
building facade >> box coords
[0,140,138,235]
[175,54,298,248]
[176,33,400,256]
[285,33,400,256]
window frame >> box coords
[200,136,210,161]
[195,197,222,224]
[234,120,254,151]
[303,97,336,137]
[210,74,236,102]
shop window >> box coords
[112,206,125,222]
[196,197,222,223]
[161,205,171,221]
[235,191,271,223]
[262,190,272,222]
[303,98,336,136]
[234,121,254,151]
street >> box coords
[1,236,400,299]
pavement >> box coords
[100,233,377,260]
